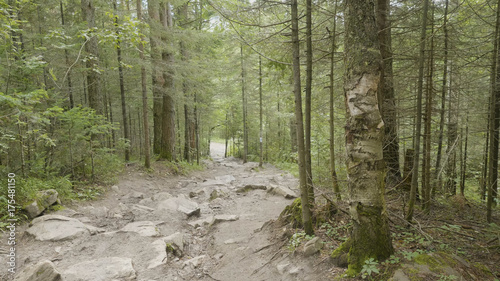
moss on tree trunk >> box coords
[331,0,394,275]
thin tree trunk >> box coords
[149,0,162,155]
[488,0,500,222]
[291,0,313,236]
[159,2,176,161]
[376,0,402,188]
[60,1,74,108]
[258,0,264,168]
[81,0,102,115]
[460,113,469,196]
[114,1,130,161]
[406,0,429,222]
[305,0,314,204]
[481,100,490,201]
[434,0,449,191]
[241,44,248,163]
[329,0,341,201]
[446,63,458,196]
[422,4,435,212]
[137,0,150,168]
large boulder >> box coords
[14,260,62,281]
[26,215,103,241]
[24,189,59,219]
[63,257,136,281]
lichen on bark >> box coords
[331,0,394,276]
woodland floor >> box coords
[2,143,500,280]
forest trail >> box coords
[6,143,333,281]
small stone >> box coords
[212,214,239,225]
[14,260,62,281]
[289,266,301,275]
[214,253,224,260]
[111,185,119,192]
[303,237,323,256]
[153,192,173,201]
[390,269,411,281]
[163,232,184,256]
[183,255,206,269]
[188,216,214,228]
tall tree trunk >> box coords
[258,0,264,168]
[376,0,402,188]
[329,0,341,201]
[81,0,102,115]
[460,113,469,196]
[434,0,449,191]
[149,0,163,155]
[291,0,313,236]
[159,2,176,161]
[488,0,500,222]
[482,100,490,201]
[60,1,74,109]
[406,0,429,222]
[422,4,435,212]
[137,0,150,168]
[114,1,130,161]
[241,44,248,163]
[305,0,314,204]
[333,0,393,275]
[445,63,458,196]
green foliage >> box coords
[287,230,314,252]
[360,258,379,279]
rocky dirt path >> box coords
[3,143,333,281]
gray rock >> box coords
[63,257,136,281]
[303,237,323,256]
[24,189,59,219]
[81,206,109,218]
[139,197,154,205]
[188,216,215,228]
[163,232,184,254]
[132,204,155,213]
[153,192,173,201]
[236,184,267,193]
[148,239,169,269]
[120,221,160,237]
[212,214,239,225]
[390,269,411,281]
[268,184,298,199]
[14,260,62,281]
[289,266,301,275]
[123,191,144,200]
[214,175,236,183]
[26,215,96,241]
[157,195,200,217]
[182,255,205,269]
[111,185,119,192]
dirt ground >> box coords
[2,143,335,281]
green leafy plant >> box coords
[361,258,379,279]
[287,231,314,252]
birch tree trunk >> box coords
[331,0,393,275]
